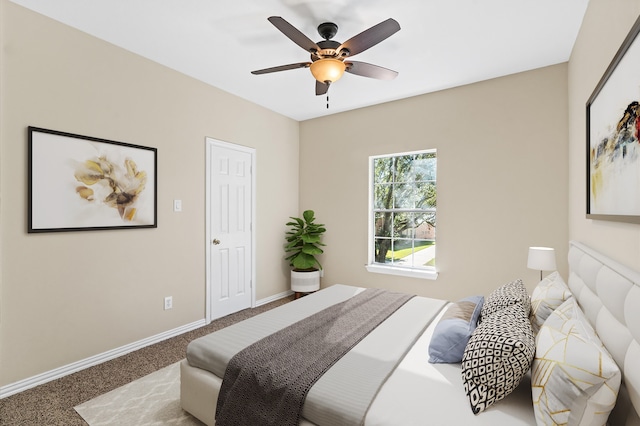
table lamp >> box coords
[527,246,556,281]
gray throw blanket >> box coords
[215,288,414,426]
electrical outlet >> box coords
[164,296,173,310]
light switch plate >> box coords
[173,200,182,212]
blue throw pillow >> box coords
[428,295,484,363]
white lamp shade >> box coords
[527,247,557,271]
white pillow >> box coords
[529,271,572,334]
[532,298,621,426]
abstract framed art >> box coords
[28,127,157,233]
[586,15,640,224]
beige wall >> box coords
[300,64,569,301]
[568,0,640,268]
[0,1,299,387]
[2,0,597,391]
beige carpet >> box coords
[74,361,203,425]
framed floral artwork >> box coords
[28,127,157,232]
[586,15,640,223]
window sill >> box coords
[365,264,438,280]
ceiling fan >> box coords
[251,16,401,96]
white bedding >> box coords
[366,304,535,426]
[181,285,535,425]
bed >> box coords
[180,241,640,425]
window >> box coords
[367,150,437,279]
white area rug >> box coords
[74,362,204,425]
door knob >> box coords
[212,239,221,245]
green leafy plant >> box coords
[285,210,326,271]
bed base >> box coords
[180,360,220,426]
[180,360,316,426]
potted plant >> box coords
[285,210,326,296]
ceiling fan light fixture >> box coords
[310,58,346,84]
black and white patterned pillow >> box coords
[461,303,535,414]
[480,279,530,320]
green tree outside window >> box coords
[373,151,436,268]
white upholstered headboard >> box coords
[568,241,640,425]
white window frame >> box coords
[366,149,438,280]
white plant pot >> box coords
[291,270,321,293]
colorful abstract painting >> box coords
[587,16,640,223]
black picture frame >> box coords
[586,15,640,224]
[28,127,158,233]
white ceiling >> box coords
[10,0,589,121]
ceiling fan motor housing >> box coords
[313,40,343,61]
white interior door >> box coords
[206,138,255,321]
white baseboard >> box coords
[255,289,293,307]
[0,318,206,399]
[1,291,293,399]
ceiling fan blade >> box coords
[338,18,400,57]
[316,81,329,96]
[268,16,320,53]
[346,61,398,80]
[251,62,310,75]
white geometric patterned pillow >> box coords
[529,271,572,335]
[461,303,535,414]
[532,298,621,426]
[480,278,530,321]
